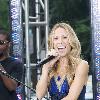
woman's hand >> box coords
[42,49,60,72]
[45,49,60,66]
[46,49,59,57]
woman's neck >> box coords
[59,56,69,67]
[56,56,69,76]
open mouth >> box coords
[57,46,66,51]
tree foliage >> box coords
[0,0,9,30]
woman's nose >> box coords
[58,37,63,43]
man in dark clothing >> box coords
[0,28,23,100]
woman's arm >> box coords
[36,65,49,100]
[62,60,89,100]
[36,54,60,100]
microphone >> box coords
[37,55,56,66]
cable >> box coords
[0,69,35,93]
[0,69,49,100]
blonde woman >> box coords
[36,23,89,100]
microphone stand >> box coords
[0,69,35,98]
[0,69,49,100]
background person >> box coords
[0,28,23,100]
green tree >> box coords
[0,0,9,30]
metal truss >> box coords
[22,0,49,100]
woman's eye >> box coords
[63,36,67,39]
[54,37,58,40]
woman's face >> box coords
[52,27,71,57]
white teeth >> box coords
[58,46,65,49]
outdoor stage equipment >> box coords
[9,0,24,100]
[91,0,100,99]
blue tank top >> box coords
[48,76,86,100]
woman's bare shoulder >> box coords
[76,59,89,74]
[80,59,89,66]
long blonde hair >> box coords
[48,23,82,85]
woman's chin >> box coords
[59,53,67,57]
